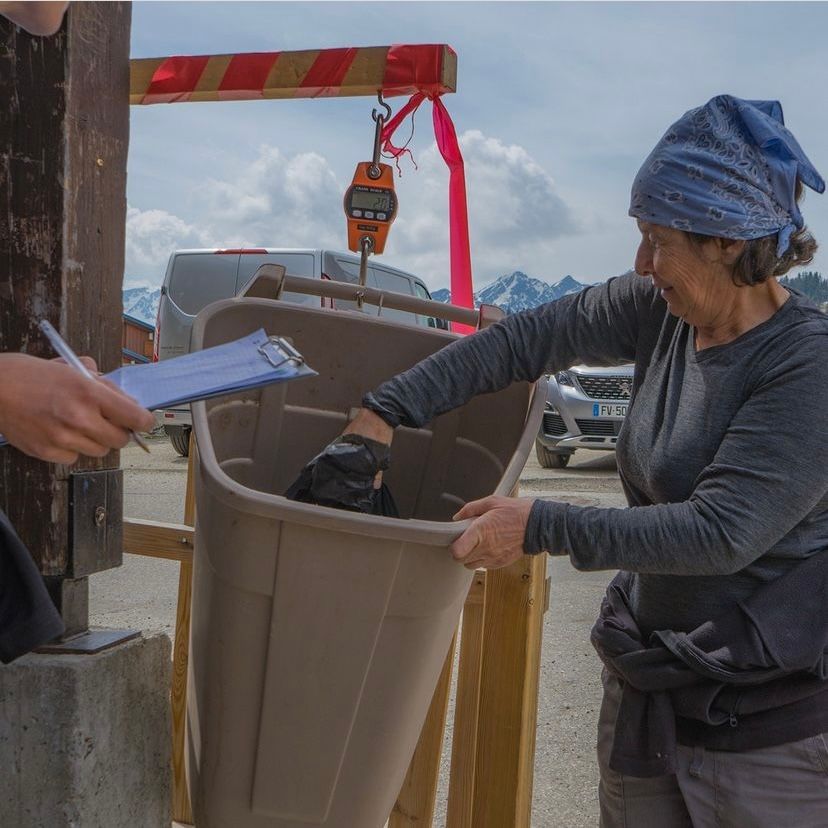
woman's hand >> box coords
[0,354,155,464]
[450,496,535,570]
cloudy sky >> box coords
[126,1,828,293]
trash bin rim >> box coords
[189,299,547,545]
[192,387,545,546]
[192,431,494,546]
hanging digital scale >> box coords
[343,95,398,297]
[344,161,397,255]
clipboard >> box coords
[0,330,315,449]
[106,328,316,411]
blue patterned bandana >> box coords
[629,95,825,256]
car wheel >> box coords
[166,425,191,457]
[536,441,572,468]
[552,452,571,468]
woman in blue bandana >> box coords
[343,94,828,825]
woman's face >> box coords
[634,221,730,326]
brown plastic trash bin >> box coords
[188,296,546,828]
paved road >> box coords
[92,437,626,827]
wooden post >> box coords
[389,634,457,827]
[470,553,547,827]
[171,437,196,824]
[0,3,131,630]
[446,572,487,828]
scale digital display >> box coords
[350,190,393,212]
[345,162,397,254]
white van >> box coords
[154,248,445,455]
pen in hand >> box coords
[38,320,151,454]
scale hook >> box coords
[372,91,392,124]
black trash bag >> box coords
[284,433,399,517]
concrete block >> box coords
[0,632,172,828]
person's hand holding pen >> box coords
[0,353,155,464]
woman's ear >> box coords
[717,237,746,266]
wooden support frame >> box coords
[124,440,195,824]
[469,554,548,826]
[446,572,487,827]
[124,39,546,825]
[389,633,458,826]
[130,44,457,105]
[126,453,547,826]
[170,444,196,824]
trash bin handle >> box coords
[239,265,504,330]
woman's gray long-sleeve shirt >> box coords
[364,271,828,635]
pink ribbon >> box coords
[381,93,475,334]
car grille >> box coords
[575,419,624,436]
[576,375,632,400]
[543,412,567,436]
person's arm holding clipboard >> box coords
[0,326,155,465]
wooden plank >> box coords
[471,553,547,827]
[389,634,457,827]
[446,572,487,828]
[123,518,194,563]
[171,439,196,825]
[464,569,486,606]
[172,557,193,825]
[130,44,456,105]
[0,3,130,579]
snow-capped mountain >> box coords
[123,286,161,325]
[431,271,589,313]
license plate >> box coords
[593,403,628,418]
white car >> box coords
[535,364,634,468]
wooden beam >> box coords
[471,553,547,827]
[130,44,456,105]
[123,518,194,563]
[446,572,487,828]
[389,634,457,827]
[171,439,196,825]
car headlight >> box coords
[556,370,575,386]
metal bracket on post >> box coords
[37,468,139,655]
[69,468,124,578]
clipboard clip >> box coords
[257,336,306,369]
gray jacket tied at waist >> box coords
[592,549,828,777]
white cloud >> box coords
[124,206,207,287]
[124,131,582,293]
[125,145,348,285]
[126,146,345,284]
[194,146,343,249]
[128,2,828,288]
[383,129,581,289]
